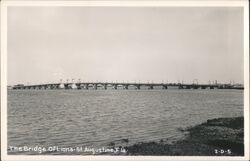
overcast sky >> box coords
[7,7,244,85]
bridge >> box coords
[11,82,244,90]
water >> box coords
[7,89,243,155]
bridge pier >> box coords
[54,85,58,89]
[75,83,81,89]
[192,85,198,89]
[178,85,184,89]
[51,85,55,89]
[201,86,206,89]
[148,85,153,90]
[124,85,128,89]
[135,85,141,90]
[64,84,70,89]
[94,84,98,90]
[218,86,224,89]
[80,84,85,89]
[162,85,168,89]
[113,84,118,90]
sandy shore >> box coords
[125,116,244,156]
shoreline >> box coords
[125,116,244,156]
[7,116,244,155]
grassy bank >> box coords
[125,117,244,156]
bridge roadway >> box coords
[12,82,242,90]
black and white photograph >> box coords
[1,0,249,160]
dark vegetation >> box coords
[125,117,244,156]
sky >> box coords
[7,7,244,85]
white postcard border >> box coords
[1,1,249,161]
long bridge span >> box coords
[12,82,244,90]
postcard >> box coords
[1,1,249,161]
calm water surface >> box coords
[8,89,243,154]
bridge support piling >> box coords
[64,84,69,89]
[178,86,184,89]
[162,85,168,89]
[94,84,98,90]
[193,86,198,89]
[76,84,81,90]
